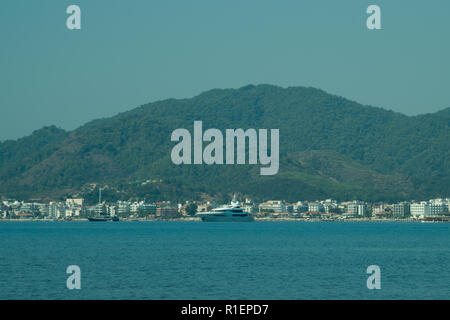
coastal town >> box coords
[1,196,449,222]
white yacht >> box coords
[197,200,254,222]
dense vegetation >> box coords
[0,84,448,203]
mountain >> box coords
[0,84,448,203]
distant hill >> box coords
[0,84,448,203]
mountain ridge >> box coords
[0,84,448,203]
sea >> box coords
[0,221,449,300]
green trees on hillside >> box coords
[0,85,448,202]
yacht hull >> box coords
[199,215,254,222]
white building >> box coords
[259,200,286,213]
[308,202,323,213]
[95,203,107,215]
[430,203,445,216]
[347,201,365,216]
[410,202,430,219]
[372,204,388,215]
[411,201,446,219]
[429,199,447,215]
[357,204,366,216]
[65,208,81,217]
[48,202,62,219]
[66,198,84,207]
[322,201,338,213]
[293,202,308,213]
[117,201,131,215]
[108,205,117,217]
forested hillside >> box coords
[0,85,448,203]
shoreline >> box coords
[0,217,446,223]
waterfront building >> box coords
[142,203,157,214]
[128,201,158,215]
[48,202,63,219]
[308,202,323,213]
[35,203,49,217]
[372,204,387,215]
[393,203,409,218]
[130,202,140,214]
[346,203,357,215]
[428,199,448,214]
[156,207,179,218]
[65,209,72,217]
[347,201,365,216]
[293,202,308,214]
[84,206,97,216]
[357,204,366,216]
[117,201,131,215]
[19,203,37,215]
[65,208,81,217]
[259,200,286,213]
[108,205,117,217]
[323,203,338,214]
[410,202,430,219]
[444,199,450,212]
[66,198,84,207]
[430,203,445,216]
[95,203,107,215]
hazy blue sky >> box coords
[1,0,449,140]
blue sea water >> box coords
[0,221,448,300]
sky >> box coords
[1,0,449,141]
